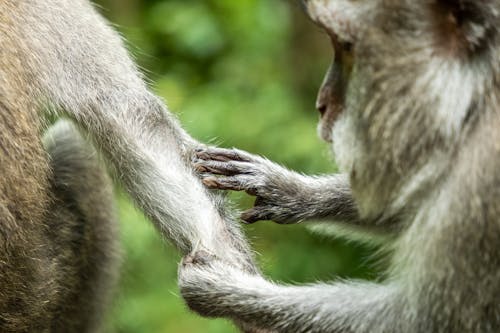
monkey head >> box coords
[306,0,498,142]
[304,0,500,217]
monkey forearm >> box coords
[295,175,402,240]
[180,259,403,333]
[79,93,255,269]
[268,173,361,224]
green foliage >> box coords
[93,1,381,332]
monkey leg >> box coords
[43,120,121,333]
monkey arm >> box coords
[194,147,357,224]
[78,95,255,264]
[194,147,398,233]
[14,0,258,272]
[179,251,402,333]
[17,2,269,329]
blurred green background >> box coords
[94,1,381,332]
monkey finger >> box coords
[194,160,254,176]
[240,207,274,224]
[195,147,252,163]
[201,176,248,191]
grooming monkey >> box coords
[0,0,261,332]
[181,0,500,332]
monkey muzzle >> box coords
[316,37,354,143]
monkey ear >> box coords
[434,0,498,53]
[304,0,372,43]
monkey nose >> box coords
[316,101,327,116]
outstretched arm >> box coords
[179,251,404,333]
[195,147,399,237]
[195,147,358,224]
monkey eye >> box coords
[329,35,355,77]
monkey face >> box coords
[303,0,363,143]
[304,0,500,216]
[305,0,499,146]
[316,37,354,143]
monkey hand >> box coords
[194,147,308,224]
[179,251,278,333]
[179,250,260,316]
[178,250,234,317]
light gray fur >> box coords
[1,0,260,331]
[180,1,500,332]
[5,0,255,267]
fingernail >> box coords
[196,152,209,159]
[202,177,219,188]
[194,164,207,172]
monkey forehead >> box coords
[304,0,373,43]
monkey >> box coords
[179,0,500,332]
[0,0,261,332]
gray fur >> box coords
[15,0,247,260]
[43,121,121,333]
[0,0,259,331]
[195,148,359,225]
[180,1,500,332]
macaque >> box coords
[0,0,258,331]
[180,1,500,332]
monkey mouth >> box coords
[318,105,343,143]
